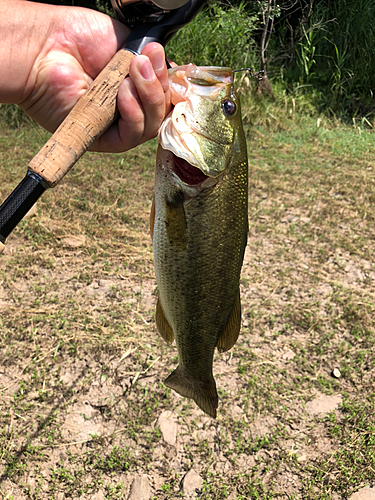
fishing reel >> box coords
[111,0,190,28]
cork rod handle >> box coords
[28,48,136,188]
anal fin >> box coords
[216,289,241,353]
[156,298,174,344]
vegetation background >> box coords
[18,0,375,124]
[1,1,375,499]
[3,0,375,126]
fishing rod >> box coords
[0,0,206,252]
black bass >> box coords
[151,64,248,418]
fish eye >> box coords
[222,99,237,117]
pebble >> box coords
[128,475,151,500]
[169,457,182,472]
[182,469,204,497]
[349,487,375,500]
[85,279,114,296]
[157,410,177,446]
[332,367,341,378]
[61,235,86,248]
[282,349,295,361]
[91,491,106,500]
[232,404,243,416]
[305,394,342,416]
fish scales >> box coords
[151,65,248,418]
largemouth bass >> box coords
[151,64,248,418]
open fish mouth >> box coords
[172,154,209,186]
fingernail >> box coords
[150,49,166,73]
[140,59,155,81]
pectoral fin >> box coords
[156,298,174,344]
[165,192,187,250]
[216,290,241,353]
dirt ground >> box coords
[0,121,375,499]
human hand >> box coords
[1,1,170,153]
[94,42,171,152]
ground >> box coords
[0,114,374,499]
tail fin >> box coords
[164,366,218,419]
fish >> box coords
[150,64,248,418]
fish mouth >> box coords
[172,154,209,186]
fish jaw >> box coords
[159,102,233,178]
[168,65,233,104]
[156,147,219,195]
[158,64,240,178]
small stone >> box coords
[300,216,311,224]
[232,404,243,416]
[282,349,295,361]
[170,457,182,472]
[86,279,114,296]
[61,235,86,248]
[305,394,342,416]
[332,368,341,378]
[349,487,375,500]
[91,491,106,500]
[128,475,150,500]
[182,469,203,497]
[287,215,299,222]
[157,410,177,446]
[317,284,333,296]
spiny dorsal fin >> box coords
[156,298,174,344]
[216,290,241,353]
